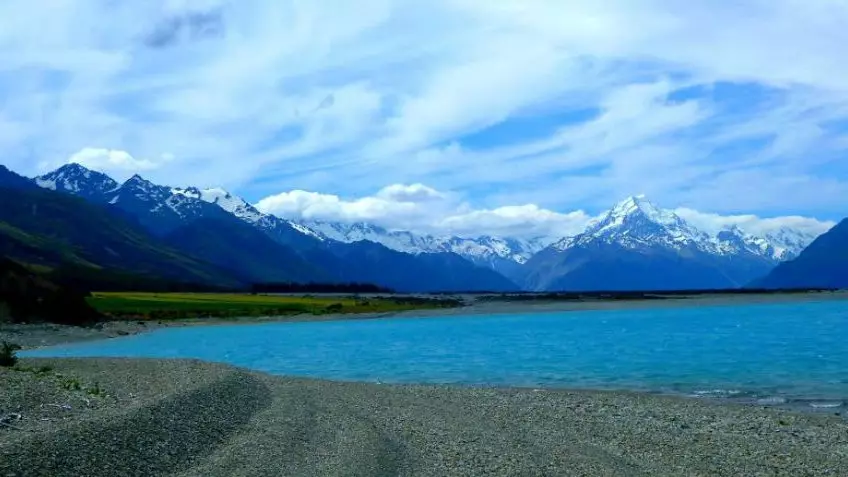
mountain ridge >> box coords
[27,163,831,292]
[28,163,521,292]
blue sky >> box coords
[0,0,844,239]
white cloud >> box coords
[255,189,423,224]
[675,208,835,238]
[256,183,592,239]
[0,0,847,218]
[375,183,444,203]
[38,148,170,181]
[436,205,593,239]
[256,184,833,242]
[71,148,159,172]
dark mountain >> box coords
[30,166,332,286]
[164,217,332,284]
[0,165,38,190]
[525,243,764,292]
[0,258,102,325]
[522,196,779,292]
[752,218,848,289]
[105,175,237,236]
[0,180,238,288]
[325,240,519,292]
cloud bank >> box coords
[256,183,833,240]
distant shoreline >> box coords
[4,290,847,350]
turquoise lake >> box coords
[22,300,848,406]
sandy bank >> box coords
[1,358,847,476]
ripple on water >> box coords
[756,396,788,405]
[809,401,844,409]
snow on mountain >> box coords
[759,228,820,261]
[296,221,426,253]
[298,220,548,263]
[553,195,710,252]
[34,163,118,199]
[30,165,818,268]
[551,195,815,262]
[172,187,265,223]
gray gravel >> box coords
[2,358,847,476]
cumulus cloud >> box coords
[256,184,591,239]
[436,205,593,239]
[255,189,423,224]
[674,208,835,238]
[375,183,445,203]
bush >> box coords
[0,341,21,367]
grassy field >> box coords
[87,292,462,320]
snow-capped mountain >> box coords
[171,186,327,248]
[25,164,518,292]
[28,164,827,292]
[172,187,265,223]
[295,220,548,281]
[35,163,118,200]
[298,220,546,261]
[759,228,819,261]
[551,195,816,262]
[166,184,548,271]
[34,166,230,234]
[552,195,709,252]
[523,195,822,292]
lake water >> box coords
[22,300,848,408]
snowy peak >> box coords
[562,195,707,252]
[114,174,172,203]
[551,196,819,262]
[596,195,688,231]
[172,186,264,223]
[610,195,668,220]
[34,163,118,199]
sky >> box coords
[0,0,845,239]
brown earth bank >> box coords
[1,358,847,477]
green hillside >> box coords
[0,186,240,289]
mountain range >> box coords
[0,162,837,292]
[21,164,518,292]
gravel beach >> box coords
[2,358,847,476]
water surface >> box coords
[23,300,848,406]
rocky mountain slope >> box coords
[752,218,848,290]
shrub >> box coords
[0,341,21,367]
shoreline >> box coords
[4,292,847,419]
[2,357,847,476]
[6,290,847,350]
